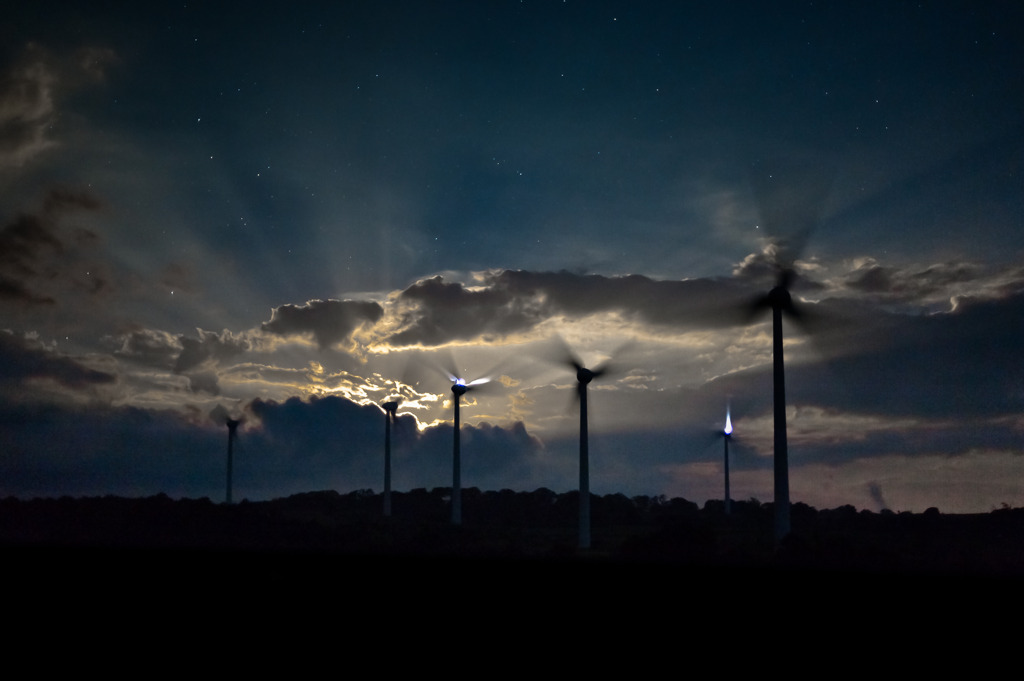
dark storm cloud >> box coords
[0,330,115,393]
[844,260,991,300]
[112,326,253,396]
[0,390,552,500]
[705,289,1024,427]
[0,188,103,305]
[0,213,62,303]
[385,270,756,347]
[172,329,252,396]
[386,275,540,346]
[241,394,545,496]
[174,329,251,374]
[818,292,1024,420]
[112,327,180,369]
[416,418,546,490]
[184,371,220,396]
[0,402,223,499]
[262,299,383,350]
[489,269,757,328]
[248,395,384,468]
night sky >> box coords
[3,1,1023,513]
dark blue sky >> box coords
[2,2,1023,512]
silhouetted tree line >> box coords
[2,491,1023,577]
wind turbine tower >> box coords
[744,158,833,542]
[430,357,491,526]
[576,365,596,550]
[382,401,399,517]
[225,418,240,505]
[768,277,793,539]
[451,380,468,524]
[723,406,733,516]
[551,339,621,551]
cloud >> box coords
[844,258,989,304]
[174,329,252,374]
[0,188,104,306]
[0,42,117,170]
[112,327,181,370]
[0,402,222,499]
[384,274,539,347]
[241,394,546,496]
[110,326,256,397]
[381,270,757,348]
[806,291,1024,420]
[262,299,383,350]
[172,329,254,395]
[0,330,116,399]
[698,297,1024,454]
[0,390,554,501]
[0,45,56,169]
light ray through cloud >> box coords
[2,3,1023,513]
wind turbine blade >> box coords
[740,294,772,325]
[748,156,836,298]
[436,346,461,383]
[465,376,499,396]
[749,156,834,247]
[589,339,636,378]
[539,334,585,372]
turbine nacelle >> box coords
[449,375,489,397]
[767,284,793,311]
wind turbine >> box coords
[382,400,399,517]
[444,369,491,526]
[721,404,733,516]
[550,339,622,550]
[741,157,833,542]
[225,417,241,505]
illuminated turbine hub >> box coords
[724,409,733,436]
[452,381,468,396]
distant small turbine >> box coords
[225,417,241,505]
[382,400,399,517]
[722,406,733,516]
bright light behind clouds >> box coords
[3,3,1024,511]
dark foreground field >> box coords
[4,489,1024,585]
